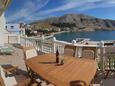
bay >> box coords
[54,31,115,42]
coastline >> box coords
[54,31,115,42]
[52,31,69,35]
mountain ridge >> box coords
[30,14,115,32]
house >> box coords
[6,23,21,34]
[0,0,13,46]
[0,0,12,46]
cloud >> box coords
[36,2,79,15]
[36,0,115,15]
[77,0,115,11]
[65,0,102,3]
[6,0,115,23]
[6,0,49,23]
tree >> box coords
[25,29,31,36]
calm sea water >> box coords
[54,31,115,42]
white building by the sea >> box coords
[0,0,13,46]
[6,23,21,34]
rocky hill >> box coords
[30,14,115,32]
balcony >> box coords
[1,35,115,86]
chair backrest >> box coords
[23,46,38,60]
[0,66,7,86]
[70,80,86,86]
[0,66,17,86]
[82,50,94,59]
[104,46,115,57]
[64,45,76,57]
[0,76,5,86]
[0,66,6,83]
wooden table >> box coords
[25,54,97,86]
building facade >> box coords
[0,0,11,46]
[6,23,21,34]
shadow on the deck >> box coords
[93,71,115,86]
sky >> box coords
[5,0,115,23]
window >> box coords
[11,26,14,29]
[5,26,7,29]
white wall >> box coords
[4,24,22,44]
[6,23,21,34]
[0,13,5,46]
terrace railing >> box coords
[20,36,53,53]
[6,35,115,76]
[20,36,100,57]
[99,46,115,71]
[20,36,115,72]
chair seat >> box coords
[82,50,94,59]
[3,66,18,72]
[1,64,18,77]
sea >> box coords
[54,31,115,42]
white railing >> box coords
[20,36,101,56]
[19,36,115,71]
[4,34,20,44]
[7,35,113,72]
[99,46,115,71]
[20,36,54,53]
[20,36,41,51]
[53,41,66,54]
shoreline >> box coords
[52,31,69,35]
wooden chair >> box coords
[63,45,76,57]
[14,78,38,86]
[22,46,38,76]
[0,76,5,86]
[0,65,38,86]
[82,50,95,59]
[0,76,38,86]
[22,47,54,86]
[70,80,86,86]
[22,46,38,60]
[22,46,43,83]
[1,64,18,77]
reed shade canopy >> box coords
[0,0,11,16]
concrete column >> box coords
[17,35,21,44]
[0,13,5,46]
[99,41,105,70]
[78,47,83,58]
[72,40,78,57]
[72,40,76,45]
[41,35,45,52]
[74,47,78,57]
[53,37,56,53]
